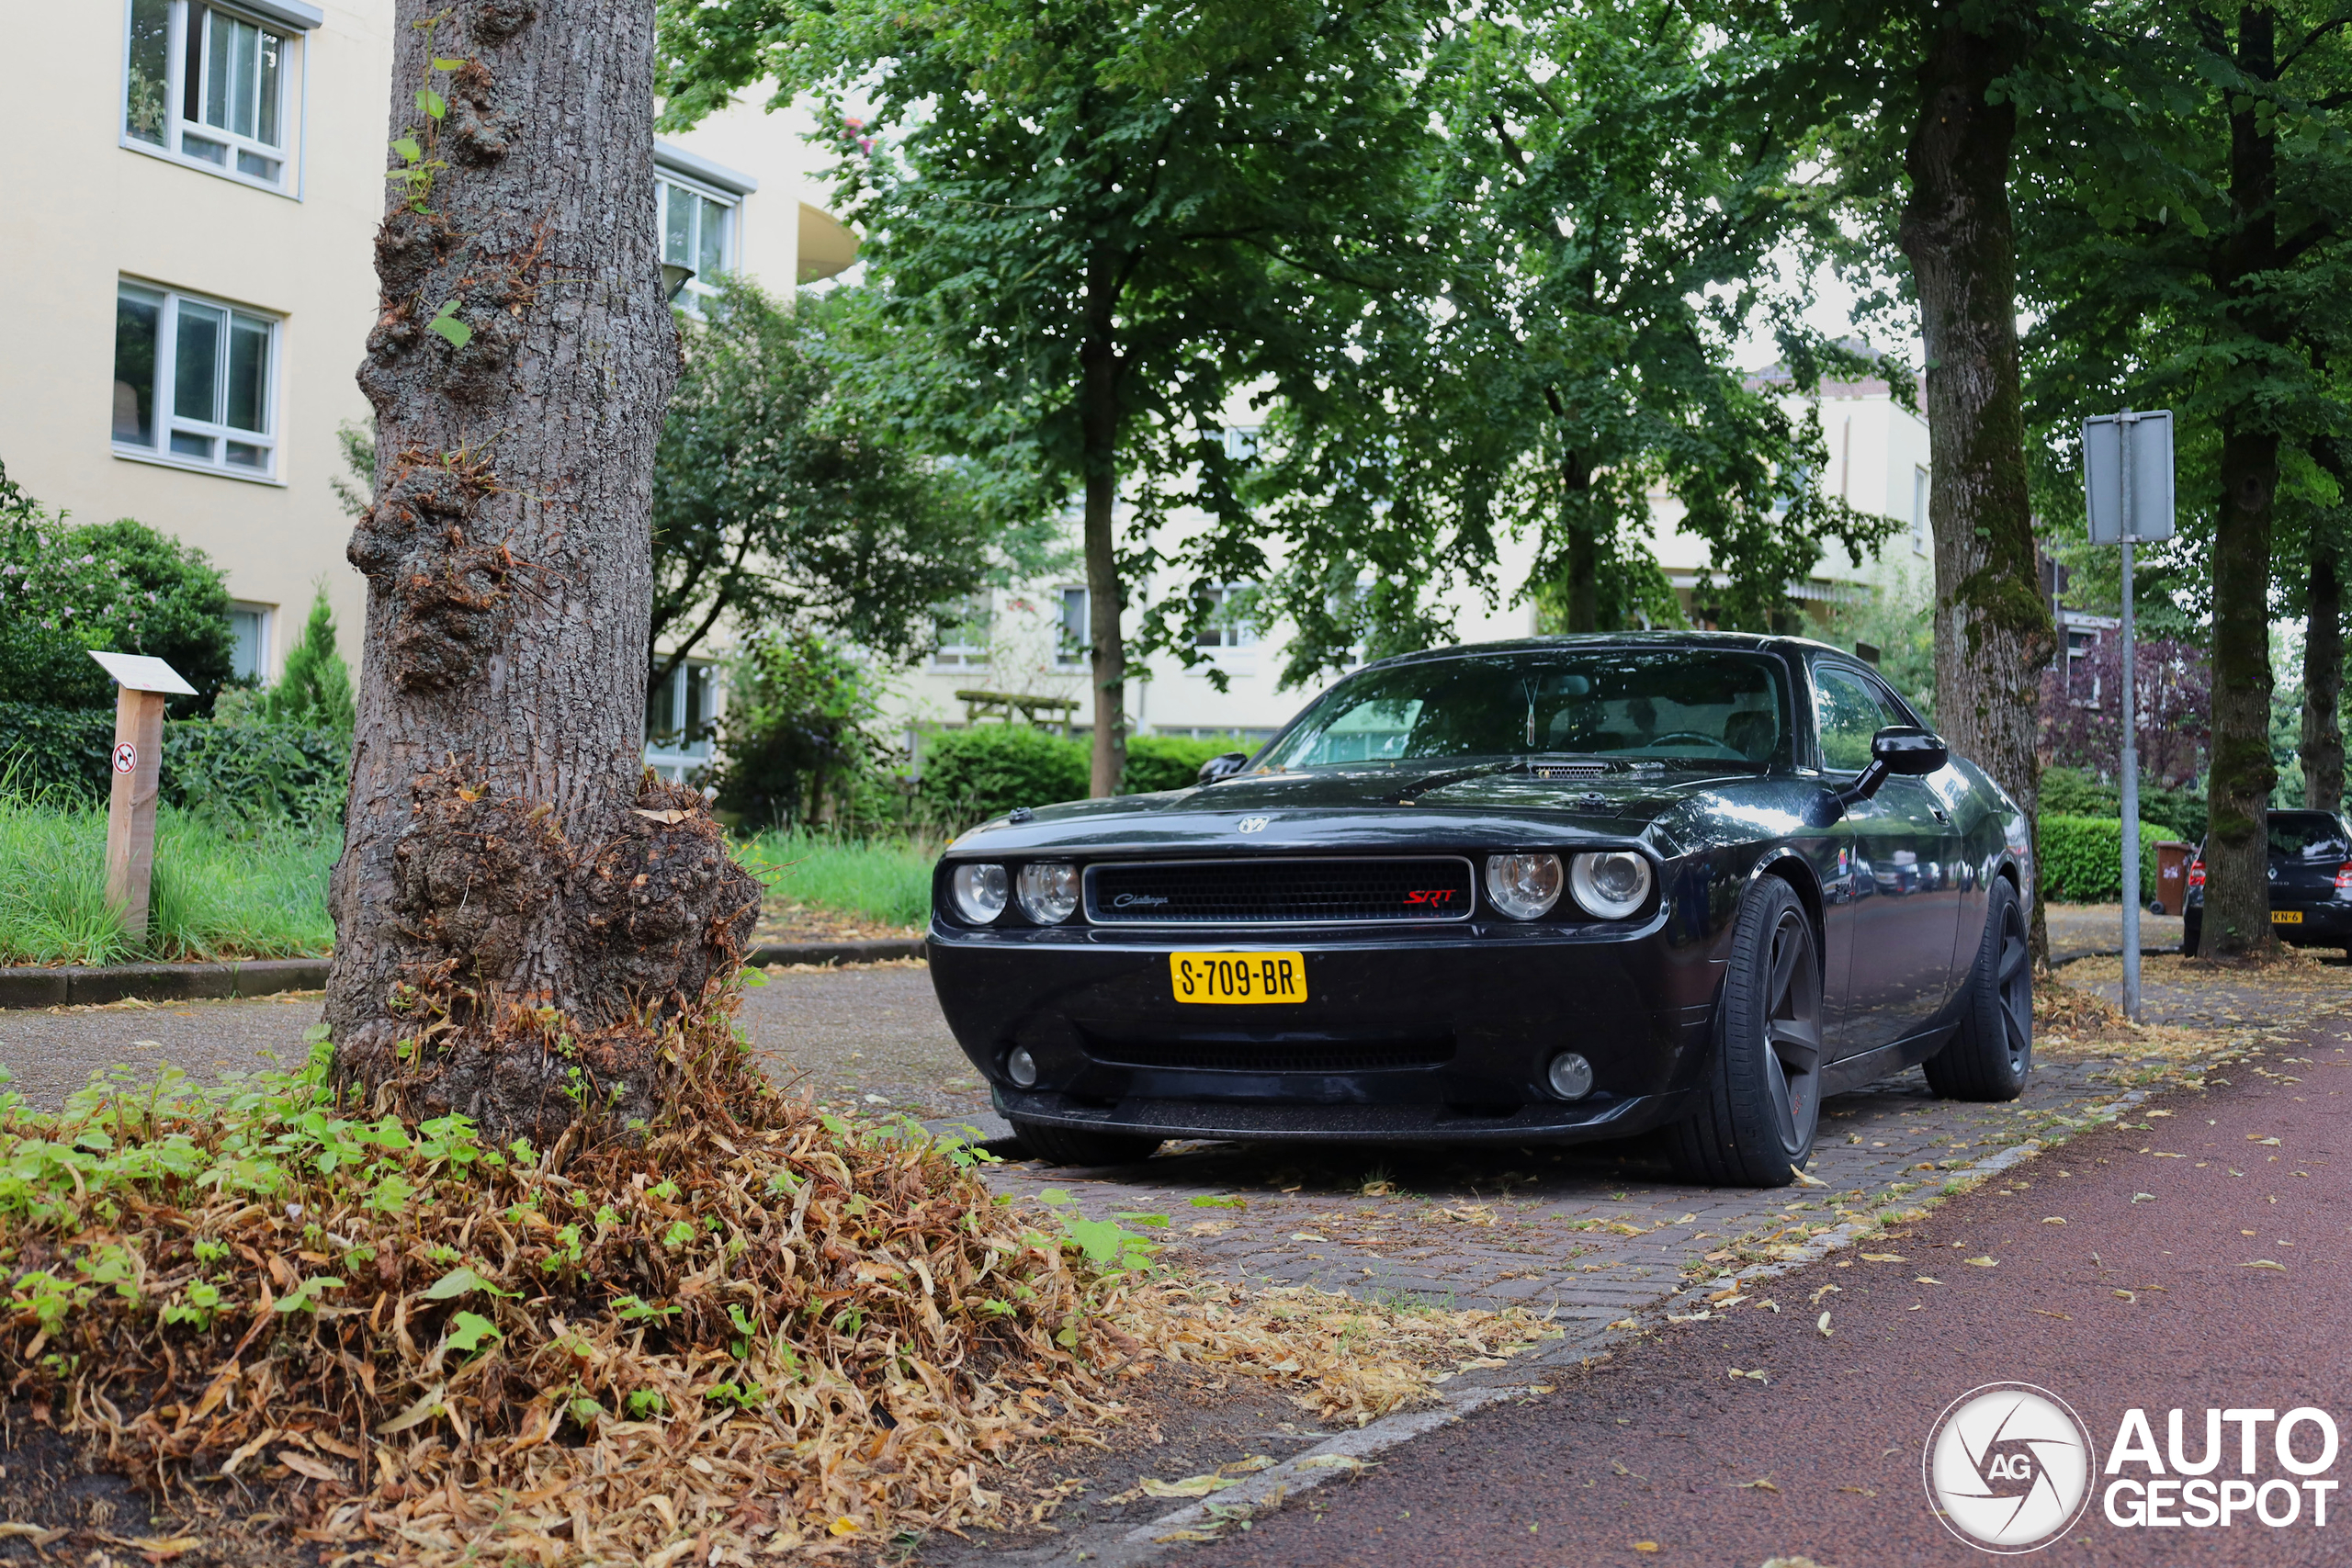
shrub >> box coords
[0,702,347,826]
[709,630,890,831]
[919,724,1089,824]
[2040,766,2206,843]
[1121,733,1258,794]
[2038,815,2164,904]
[0,463,237,712]
[259,585,356,731]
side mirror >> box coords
[1196,750,1250,785]
[1840,726,1948,807]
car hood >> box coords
[942,762,1754,858]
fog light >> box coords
[951,863,1010,924]
[1005,1046,1039,1088]
[1546,1051,1594,1100]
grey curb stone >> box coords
[0,939,925,1010]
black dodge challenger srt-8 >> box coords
[925,632,2035,1188]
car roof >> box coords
[1356,629,1833,674]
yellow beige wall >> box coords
[4,1,393,682]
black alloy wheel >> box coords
[1925,874,2032,1100]
[1667,876,1824,1187]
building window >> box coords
[113,279,280,478]
[1193,585,1258,651]
[1224,424,1261,462]
[1057,586,1089,668]
[228,603,271,680]
[1912,465,1930,555]
[932,593,993,670]
[659,176,737,309]
[644,660,717,780]
[122,1,303,193]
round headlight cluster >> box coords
[1485,852,1565,919]
[1017,862,1080,924]
[1570,851,1653,919]
[950,863,1009,924]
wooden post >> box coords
[86,650,197,946]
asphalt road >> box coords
[1192,1023,2352,1567]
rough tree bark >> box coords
[1897,9,2056,964]
[2302,532,2344,815]
[1081,246,1128,799]
[2202,6,2283,959]
[328,0,759,1141]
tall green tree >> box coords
[650,280,1046,694]
[1213,3,1894,683]
[2018,0,2352,957]
[660,0,1438,795]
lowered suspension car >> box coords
[926,632,2035,1187]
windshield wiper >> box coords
[1387,757,1531,806]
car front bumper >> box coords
[926,917,1724,1145]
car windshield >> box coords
[2269,813,2351,861]
[1256,648,1792,771]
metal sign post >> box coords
[85,651,197,943]
[2083,410,2177,1021]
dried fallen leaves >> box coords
[0,1049,1555,1564]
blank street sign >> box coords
[2083,410,2176,543]
[85,649,198,695]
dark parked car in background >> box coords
[2182,809,2352,955]
[926,633,2036,1188]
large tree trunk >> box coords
[2302,532,2345,814]
[2202,6,2282,959]
[1561,451,1599,632]
[1082,247,1127,798]
[1898,12,2056,963]
[329,0,758,1141]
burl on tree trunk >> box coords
[1898,13,2055,962]
[328,0,758,1141]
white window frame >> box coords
[657,172,741,314]
[228,601,274,682]
[119,0,313,197]
[112,277,286,484]
[1912,465,1930,556]
[1056,585,1090,668]
[932,593,994,671]
[1192,584,1259,658]
[644,659,718,781]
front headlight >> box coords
[1484,852,1565,919]
[950,863,1009,924]
[1016,862,1080,924]
[1570,851,1653,919]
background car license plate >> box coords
[1170,952,1307,1004]
[2274,909,2304,924]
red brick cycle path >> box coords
[1193,1021,2352,1567]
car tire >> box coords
[1924,875,2032,1101]
[1666,876,1823,1189]
[1008,1117,1161,1167]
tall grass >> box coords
[0,792,335,965]
[737,826,935,929]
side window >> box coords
[1814,666,1904,773]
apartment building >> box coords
[6,2,854,733]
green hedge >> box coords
[2041,766,2206,843]
[916,727,1263,824]
[2039,815,2165,904]
[0,702,349,827]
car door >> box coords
[1811,661,1964,1059]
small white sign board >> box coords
[86,650,198,695]
[2082,410,2177,543]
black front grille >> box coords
[1086,857,1476,924]
[1085,1037,1454,1072]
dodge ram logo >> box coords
[1236,817,1270,833]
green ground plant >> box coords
[0,787,334,964]
[736,826,935,929]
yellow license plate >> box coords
[2274,909,2304,924]
[1170,952,1308,1004]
